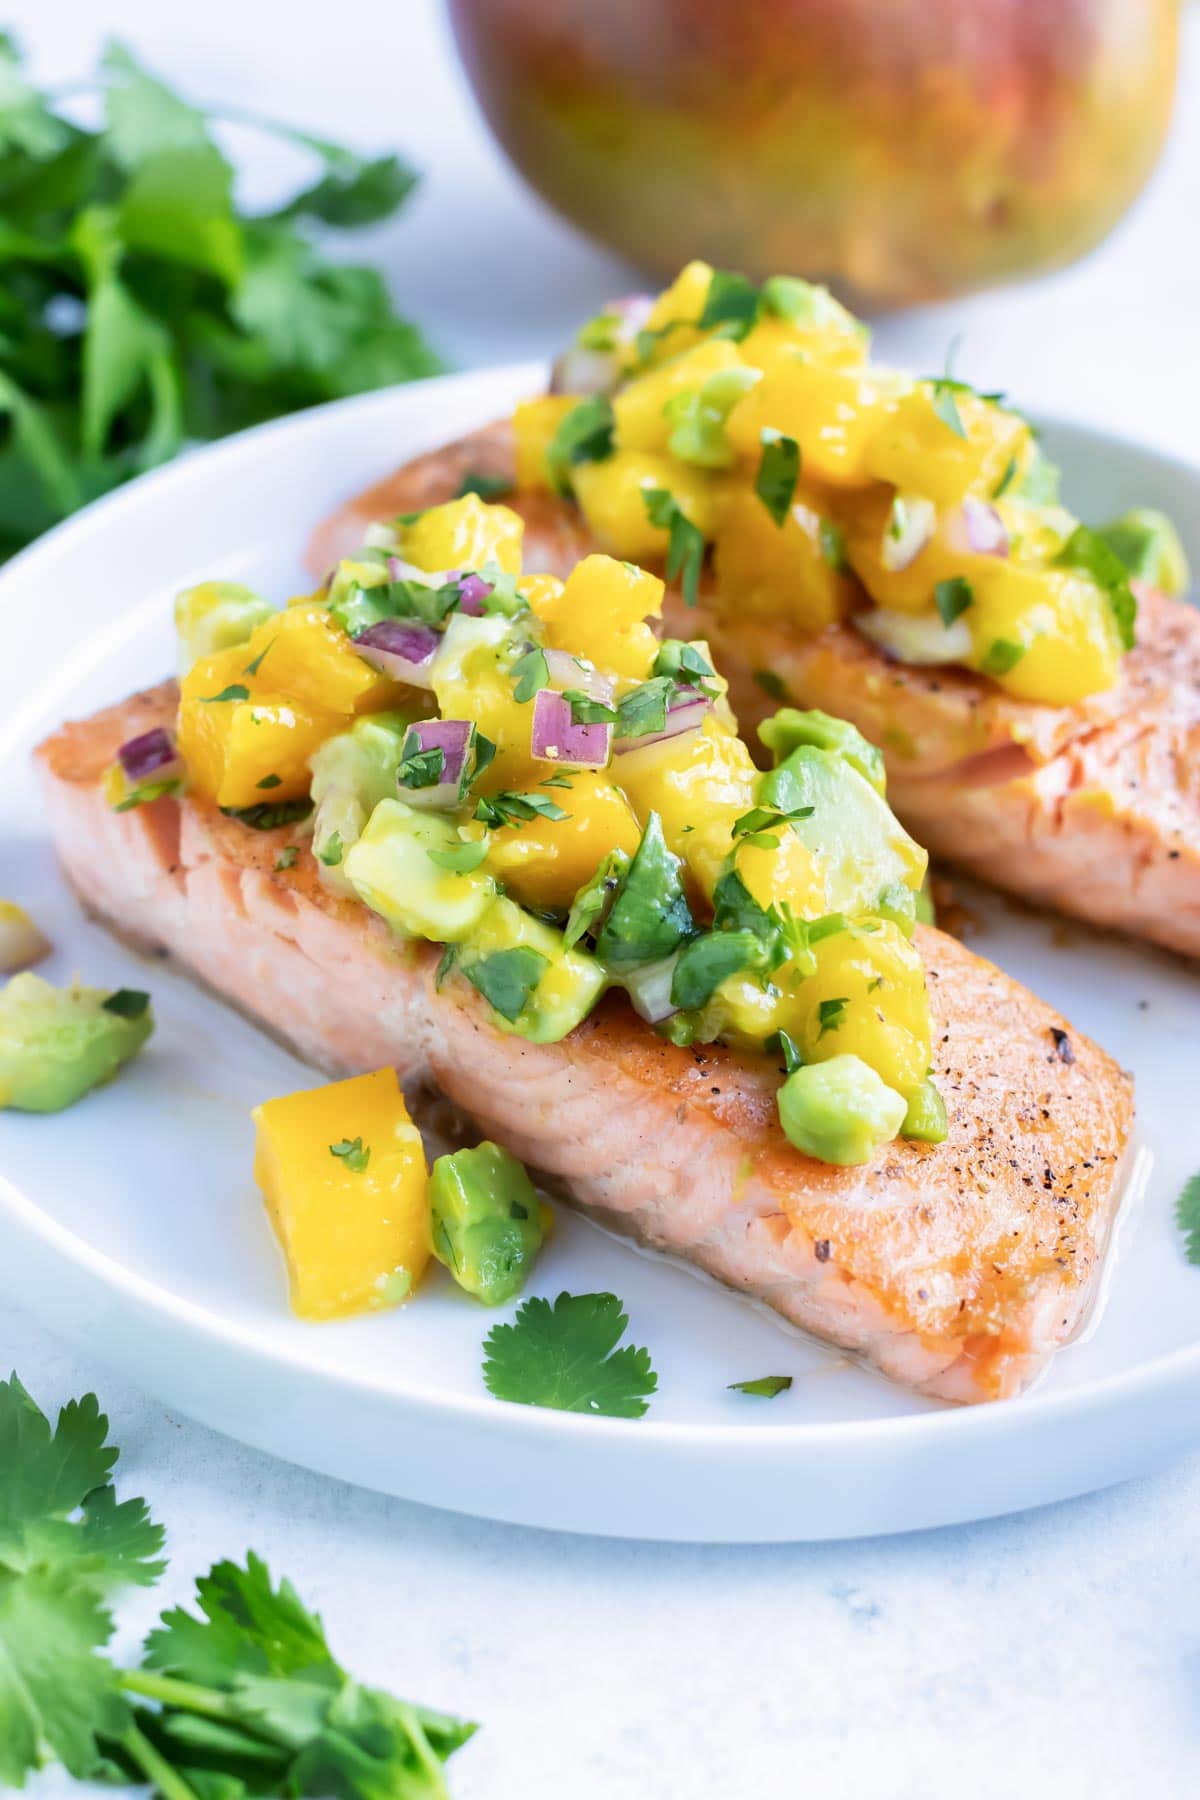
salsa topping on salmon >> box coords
[115,494,938,1168]
[507,260,1187,707]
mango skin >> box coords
[449,0,1177,306]
[253,1068,429,1321]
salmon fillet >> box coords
[38,685,1133,1404]
[309,422,1200,960]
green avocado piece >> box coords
[308,710,427,888]
[345,797,497,943]
[757,706,885,794]
[453,897,606,1044]
[428,1141,545,1305]
[174,580,275,670]
[1094,508,1190,599]
[757,744,925,919]
[900,1077,948,1144]
[0,973,154,1113]
[777,1054,907,1166]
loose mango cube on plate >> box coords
[253,1067,429,1321]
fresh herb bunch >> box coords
[0,1374,473,1797]
[0,37,440,558]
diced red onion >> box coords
[624,954,680,1024]
[530,689,612,769]
[613,686,711,756]
[118,727,181,785]
[957,495,1010,557]
[544,649,615,705]
[881,495,936,573]
[400,718,475,810]
[550,345,621,397]
[456,573,493,616]
[611,293,654,345]
[353,619,440,687]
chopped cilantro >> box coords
[398,744,446,789]
[817,996,849,1036]
[242,640,274,677]
[219,798,313,830]
[1177,1173,1200,1266]
[753,669,788,702]
[544,395,615,495]
[316,830,344,867]
[594,813,695,968]
[427,838,491,873]
[100,988,150,1019]
[934,577,974,628]
[563,688,618,726]
[274,846,299,871]
[654,640,714,684]
[456,469,511,501]
[929,378,967,438]
[980,638,1026,677]
[511,644,550,703]
[614,675,675,741]
[670,928,766,1010]
[1054,524,1138,651]
[728,1375,793,1398]
[754,430,801,527]
[992,455,1018,498]
[777,1029,803,1075]
[819,518,848,571]
[539,771,573,790]
[731,803,814,851]
[474,790,569,829]
[464,946,548,1022]
[564,848,630,949]
[697,269,760,340]
[329,1136,370,1172]
[641,488,705,605]
[255,772,282,789]
[482,1291,658,1417]
[199,683,249,703]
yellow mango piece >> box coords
[791,921,931,1098]
[538,554,664,683]
[399,494,524,575]
[727,365,897,489]
[513,396,579,490]
[430,616,539,792]
[628,259,714,368]
[486,771,642,911]
[840,491,1005,616]
[572,451,716,564]
[739,314,867,377]
[178,646,340,807]
[253,1068,429,1321]
[520,573,566,621]
[613,339,745,455]
[964,564,1123,703]
[713,483,852,632]
[865,387,1030,508]
[242,604,406,715]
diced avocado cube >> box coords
[0,973,153,1113]
[758,744,925,919]
[1095,508,1189,598]
[454,897,606,1043]
[757,706,885,793]
[175,580,275,671]
[777,1053,906,1166]
[308,711,424,891]
[900,1077,948,1144]
[344,798,497,943]
[428,1141,545,1305]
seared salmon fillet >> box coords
[38,685,1133,1404]
[309,422,1200,960]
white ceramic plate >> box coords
[1,364,1198,1543]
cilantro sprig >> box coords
[1177,1172,1200,1267]
[641,488,706,606]
[0,1375,472,1795]
[482,1292,658,1418]
[0,39,438,559]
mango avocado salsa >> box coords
[516,261,1188,707]
[155,492,939,1167]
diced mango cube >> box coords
[714,484,851,632]
[241,605,407,716]
[538,554,664,682]
[253,1068,429,1320]
[613,339,745,456]
[177,645,342,808]
[513,396,578,491]
[399,494,524,575]
[727,365,896,489]
[571,452,715,565]
[486,771,642,911]
[865,388,1031,507]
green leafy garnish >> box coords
[329,1136,370,1172]
[1177,1173,1200,1266]
[255,772,282,789]
[563,688,618,726]
[697,269,760,341]
[316,830,344,867]
[219,797,313,830]
[482,1292,657,1417]
[511,644,550,703]
[199,683,249,703]
[730,803,814,851]
[242,640,274,677]
[934,577,973,628]
[100,988,150,1020]
[670,928,766,1011]
[754,430,800,527]
[0,1376,473,1792]
[728,1375,792,1398]
[0,40,437,561]
[455,469,510,502]
[654,640,714,685]
[564,848,630,950]
[613,675,675,742]
[464,946,549,1022]
[777,1029,803,1075]
[992,455,1018,498]
[642,488,705,605]
[595,813,695,968]
[929,378,967,438]
[980,638,1026,677]
[1054,523,1138,651]
[427,837,491,873]
[544,395,615,495]
[817,996,849,1036]
[753,669,788,703]
[818,518,849,571]
[474,789,569,830]
[398,745,446,789]
[274,846,299,871]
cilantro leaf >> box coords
[934,576,973,628]
[474,789,568,830]
[697,269,760,340]
[200,683,250,703]
[642,488,705,605]
[463,947,548,1022]
[980,638,1025,677]
[482,1292,658,1417]
[101,988,150,1019]
[511,645,549,703]
[220,798,313,831]
[0,1564,131,1783]
[817,996,849,1036]
[754,430,800,527]
[456,469,511,502]
[670,928,766,1011]
[329,1137,370,1173]
[1177,1173,1200,1267]
[544,395,614,495]
[1054,524,1138,652]
[427,838,491,873]
[929,379,967,438]
[728,1375,792,1398]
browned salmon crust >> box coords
[309,422,1200,960]
[39,685,1133,1404]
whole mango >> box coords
[449,0,1178,306]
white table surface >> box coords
[7,4,1200,1794]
